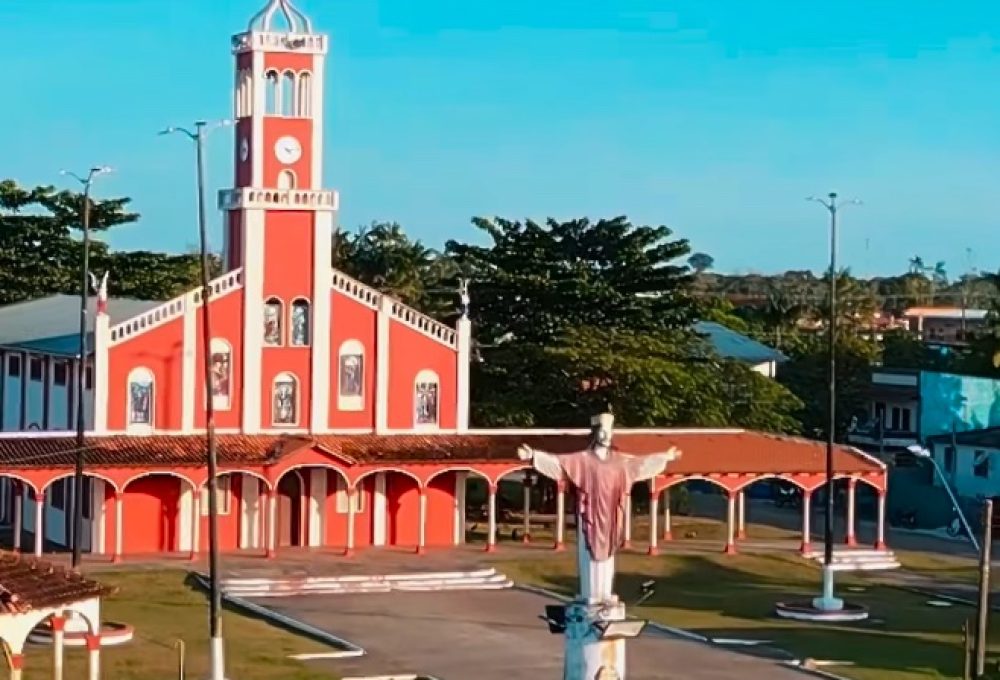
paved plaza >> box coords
[258,588,809,680]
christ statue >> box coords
[518,413,680,604]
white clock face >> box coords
[239,138,249,162]
[274,136,302,165]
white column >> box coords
[310,51,326,189]
[522,478,531,544]
[875,491,887,550]
[13,486,22,552]
[623,492,632,548]
[266,490,277,558]
[92,315,110,433]
[456,316,471,432]
[648,486,659,556]
[180,294,197,432]
[737,490,747,540]
[43,356,54,430]
[311,212,334,431]
[9,653,23,680]
[240,210,265,432]
[373,473,387,547]
[723,492,737,555]
[190,490,201,561]
[845,478,857,547]
[113,493,123,563]
[453,472,466,546]
[662,487,672,540]
[52,614,65,680]
[344,487,357,557]
[800,491,812,555]
[375,296,391,434]
[308,469,326,547]
[486,483,498,553]
[34,493,44,557]
[86,634,100,680]
[416,489,427,555]
[554,481,566,551]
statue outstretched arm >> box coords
[625,446,682,483]
[517,444,565,482]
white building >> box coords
[927,427,1000,501]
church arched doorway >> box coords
[276,471,303,548]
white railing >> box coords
[109,270,244,344]
[389,301,457,348]
[331,270,382,311]
[218,188,338,212]
[231,31,328,55]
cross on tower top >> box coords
[249,0,313,34]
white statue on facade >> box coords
[518,413,680,604]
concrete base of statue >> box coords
[775,566,869,623]
[563,599,626,680]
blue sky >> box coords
[3,0,1000,276]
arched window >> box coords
[127,367,155,428]
[209,339,232,410]
[281,71,296,116]
[277,169,297,190]
[272,372,298,426]
[264,298,283,346]
[414,369,440,427]
[290,299,311,346]
[338,340,364,411]
[265,70,279,115]
[297,72,312,117]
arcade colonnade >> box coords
[0,462,889,560]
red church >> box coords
[0,0,888,563]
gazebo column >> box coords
[845,478,857,547]
[86,633,101,680]
[34,492,45,557]
[875,490,887,551]
[662,487,672,541]
[112,492,123,564]
[344,487,357,557]
[800,490,813,555]
[9,653,23,680]
[12,484,22,553]
[622,491,632,549]
[521,477,531,544]
[486,483,498,553]
[52,614,66,680]
[189,489,201,561]
[647,484,659,556]
[736,490,747,540]
[723,491,737,555]
[266,488,277,559]
[554,480,566,552]
[416,488,427,555]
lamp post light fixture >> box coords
[159,119,232,680]
[60,165,113,571]
[906,444,980,553]
[806,192,861,612]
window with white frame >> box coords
[281,70,296,116]
[414,369,440,427]
[265,70,279,114]
[264,298,283,346]
[290,299,310,346]
[127,367,155,428]
[297,71,312,116]
[334,475,364,514]
[277,169,297,190]
[272,372,299,426]
[236,68,253,118]
[337,340,364,411]
[200,476,232,516]
[209,339,232,410]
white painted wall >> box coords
[932,442,1000,500]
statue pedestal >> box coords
[563,599,626,680]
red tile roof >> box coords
[0,430,882,475]
[0,552,115,614]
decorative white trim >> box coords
[181,296,197,431]
[374,298,391,434]
[252,49,265,187]
[218,188,338,212]
[241,210,266,432]
[311,212,334,431]
[93,315,110,433]
[373,473,386,547]
[311,54,324,190]
[308,468,325,547]
[456,317,471,432]
[232,31,329,56]
[331,270,381,310]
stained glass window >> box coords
[264,298,283,346]
[291,300,310,346]
[415,371,439,426]
[273,373,297,425]
[128,368,154,426]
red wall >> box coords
[386,473,420,546]
[425,473,457,547]
[323,473,375,548]
[193,291,245,431]
[122,476,181,554]
[328,293,377,429]
[226,211,244,271]
[107,316,185,431]
[262,118,313,188]
[387,323,458,430]
[263,53,314,72]
[234,119,253,188]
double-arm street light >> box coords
[906,444,980,553]
[61,166,113,570]
[807,192,861,611]
[160,120,232,680]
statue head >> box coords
[589,412,614,458]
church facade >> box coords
[0,0,888,562]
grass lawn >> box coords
[499,551,999,680]
[16,569,336,680]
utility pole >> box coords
[807,192,861,610]
[61,166,112,570]
[160,120,231,680]
[974,499,992,678]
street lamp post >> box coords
[907,444,980,553]
[807,192,861,611]
[61,166,113,570]
[160,120,231,680]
